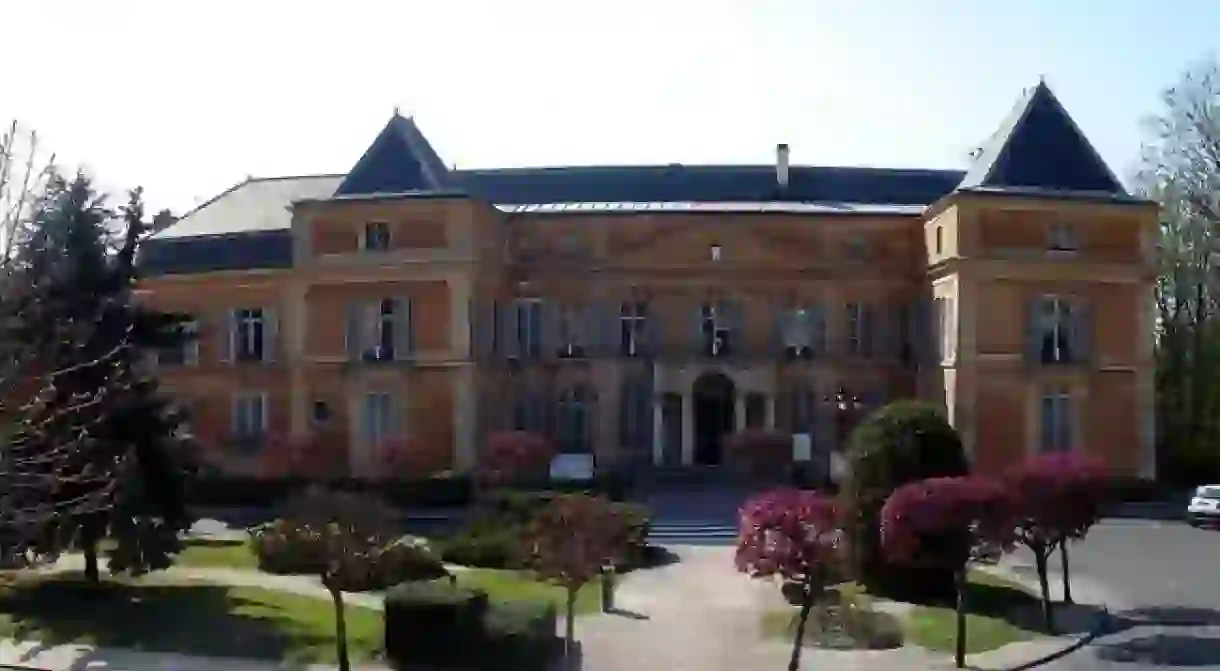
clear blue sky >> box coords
[2,0,1217,213]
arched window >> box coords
[557,386,594,454]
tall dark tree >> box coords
[8,173,195,580]
[1139,55,1220,482]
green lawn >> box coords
[176,538,259,570]
[760,583,905,651]
[902,569,1041,654]
[445,569,602,615]
[0,572,382,666]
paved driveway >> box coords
[1035,519,1220,670]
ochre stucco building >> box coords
[137,81,1158,481]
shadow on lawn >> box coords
[890,575,1107,637]
[0,574,335,665]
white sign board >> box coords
[550,454,595,481]
[792,434,812,462]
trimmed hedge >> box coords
[384,582,561,671]
[188,471,632,510]
[437,490,652,570]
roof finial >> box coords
[393,105,401,117]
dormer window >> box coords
[363,221,390,251]
[1049,222,1077,252]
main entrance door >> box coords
[693,372,735,466]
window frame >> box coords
[362,220,391,252]
[234,308,265,362]
[231,391,268,447]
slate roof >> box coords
[957,81,1128,196]
[143,83,1147,276]
[151,174,343,240]
[335,116,450,196]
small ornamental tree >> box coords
[735,488,841,671]
[262,488,451,671]
[479,430,555,489]
[1005,453,1111,631]
[881,477,1014,669]
[523,493,627,667]
[842,401,970,594]
[725,430,793,482]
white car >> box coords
[1187,485,1220,526]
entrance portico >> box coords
[651,363,776,467]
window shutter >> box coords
[1025,297,1042,363]
[344,302,363,361]
[395,296,413,359]
[691,304,705,346]
[260,392,269,433]
[186,322,200,366]
[220,309,235,364]
[810,305,825,356]
[485,300,499,356]
[643,307,661,356]
[362,302,380,357]
[541,301,561,357]
[263,307,278,363]
[772,306,788,352]
[503,301,520,358]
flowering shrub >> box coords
[735,488,841,671]
[255,487,451,671]
[523,493,627,663]
[725,430,793,481]
[1005,453,1111,631]
[479,431,555,488]
[375,438,434,480]
[880,476,1014,668]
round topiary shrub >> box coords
[840,400,969,595]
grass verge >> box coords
[176,537,259,570]
[0,571,382,665]
[902,569,1040,654]
[442,569,602,616]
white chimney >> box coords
[776,143,790,189]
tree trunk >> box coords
[82,522,100,584]
[1034,547,1055,633]
[1059,542,1073,604]
[565,586,577,670]
[789,573,817,671]
[330,586,350,671]
[954,565,967,669]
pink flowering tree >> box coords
[1005,453,1111,631]
[881,477,1015,669]
[735,488,841,671]
[523,493,627,668]
[478,430,555,490]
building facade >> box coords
[137,82,1158,481]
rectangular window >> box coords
[783,309,813,351]
[515,299,543,358]
[159,320,199,366]
[513,389,547,434]
[1038,296,1074,364]
[361,392,394,447]
[1048,222,1077,252]
[234,308,264,362]
[363,221,390,251]
[557,305,586,358]
[846,303,862,356]
[557,388,591,454]
[231,392,268,448]
[1039,389,1072,452]
[701,302,732,357]
[363,299,397,362]
[620,301,648,357]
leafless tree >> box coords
[0,120,55,264]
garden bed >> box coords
[761,584,905,651]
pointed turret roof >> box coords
[957,81,1127,197]
[335,114,451,196]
